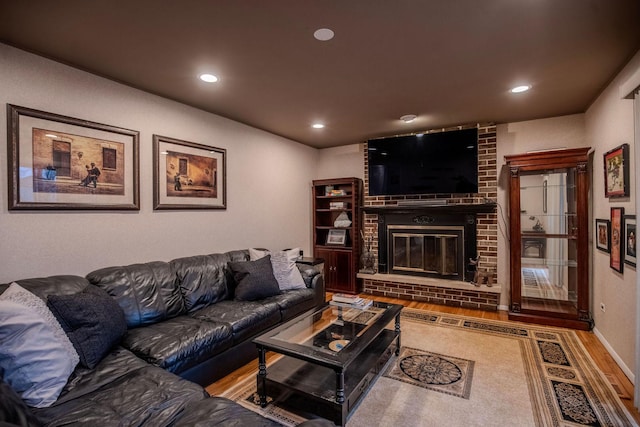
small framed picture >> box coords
[604,144,630,198]
[153,135,226,210]
[623,214,636,268]
[595,218,611,253]
[326,229,347,246]
[610,207,624,273]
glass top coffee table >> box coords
[253,301,402,426]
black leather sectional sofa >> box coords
[0,249,325,426]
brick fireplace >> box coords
[359,124,499,311]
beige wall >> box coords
[585,48,640,382]
[0,43,318,283]
[316,143,365,181]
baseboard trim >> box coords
[593,326,635,385]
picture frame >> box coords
[595,218,611,253]
[7,104,140,210]
[603,143,630,198]
[610,207,624,273]
[623,214,636,268]
[326,228,347,246]
[153,134,226,210]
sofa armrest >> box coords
[296,262,326,308]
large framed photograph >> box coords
[326,229,347,246]
[153,135,226,210]
[623,214,636,268]
[610,207,624,273]
[595,218,611,253]
[7,105,140,210]
[604,144,630,198]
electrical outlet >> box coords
[600,303,606,312]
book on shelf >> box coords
[329,201,348,209]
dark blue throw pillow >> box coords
[228,255,281,301]
[47,285,127,369]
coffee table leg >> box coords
[335,369,345,405]
[395,313,401,355]
[257,346,267,407]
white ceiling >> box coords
[1,0,639,148]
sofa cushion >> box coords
[171,253,234,313]
[229,256,281,301]
[121,316,233,374]
[0,377,40,427]
[86,261,185,328]
[0,283,79,408]
[47,285,127,369]
[32,347,208,427]
[265,287,316,321]
[0,275,89,300]
[250,248,307,291]
[191,300,281,344]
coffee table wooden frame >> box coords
[253,302,402,425]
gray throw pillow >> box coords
[0,283,79,407]
[47,285,127,369]
[229,256,281,301]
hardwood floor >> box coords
[206,293,640,424]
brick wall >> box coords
[361,124,499,308]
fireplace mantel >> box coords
[362,202,496,215]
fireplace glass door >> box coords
[388,225,464,280]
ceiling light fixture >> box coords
[510,85,531,93]
[313,28,334,41]
[400,114,417,123]
[312,123,325,129]
[199,73,219,83]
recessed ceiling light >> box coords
[199,73,219,83]
[510,85,531,93]
[400,114,417,123]
[313,28,334,41]
[45,134,58,138]
[312,123,325,129]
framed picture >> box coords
[153,135,226,209]
[595,218,611,253]
[7,104,140,210]
[623,214,636,268]
[604,144,630,198]
[610,207,624,273]
[326,228,347,246]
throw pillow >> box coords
[249,247,306,291]
[228,256,281,301]
[0,283,79,408]
[47,285,127,369]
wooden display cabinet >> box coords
[312,177,362,294]
[505,148,593,330]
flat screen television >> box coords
[367,128,478,196]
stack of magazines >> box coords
[329,293,373,309]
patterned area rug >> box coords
[384,346,474,399]
[219,309,635,426]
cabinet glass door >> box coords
[519,168,578,314]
